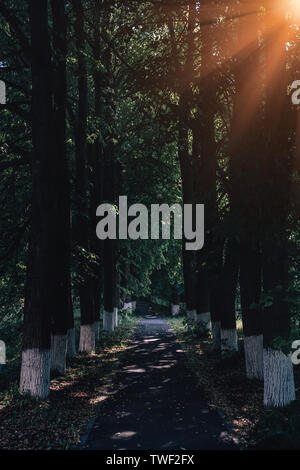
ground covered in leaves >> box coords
[168,316,300,450]
[0,313,138,450]
[1,307,299,450]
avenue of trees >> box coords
[0,0,300,409]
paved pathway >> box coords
[83,316,237,450]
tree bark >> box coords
[178,118,197,316]
[49,0,72,375]
[73,0,95,352]
[228,36,264,377]
[90,2,105,340]
[261,5,295,406]
[219,239,239,358]
[102,155,116,330]
[240,242,263,379]
[20,0,54,398]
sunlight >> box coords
[124,367,146,373]
[112,431,137,440]
[290,0,300,18]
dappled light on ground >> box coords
[0,317,139,449]
[84,315,237,450]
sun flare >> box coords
[290,0,300,18]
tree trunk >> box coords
[103,239,115,332]
[67,212,76,357]
[20,0,54,398]
[195,264,211,333]
[73,0,95,353]
[227,15,265,377]
[240,242,263,380]
[122,261,132,312]
[171,288,180,316]
[90,3,104,341]
[171,289,180,304]
[49,0,71,375]
[113,269,120,328]
[178,119,198,317]
[210,241,224,351]
[193,17,219,338]
[102,152,116,331]
[261,7,295,406]
[219,239,239,358]
[88,143,102,341]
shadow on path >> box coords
[83,315,238,450]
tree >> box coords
[229,29,264,378]
[73,0,96,352]
[261,3,296,406]
[49,0,73,374]
[20,0,56,398]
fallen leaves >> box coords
[0,317,138,450]
[171,317,300,449]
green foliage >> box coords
[180,316,210,341]
[253,398,300,450]
[0,1,300,452]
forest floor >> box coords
[83,315,237,450]
[168,315,300,450]
[0,312,139,450]
[0,306,299,450]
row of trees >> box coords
[0,0,299,408]
[0,0,182,399]
[162,0,298,408]
[113,0,298,408]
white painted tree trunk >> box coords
[132,301,136,312]
[114,308,119,328]
[79,324,95,353]
[123,302,132,313]
[51,334,67,375]
[263,348,296,407]
[171,304,180,316]
[94,321,100,341]
[211,321,221,350]
[20,349,51,399]
[244,334,264,380]
[103,310,115,331]
[220,329,238,358]
[186,309,196,320]
[67,328,76,358]
[195,312,211,331]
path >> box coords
[82,315,237,450]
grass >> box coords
[0,311,139,450]
[168,315,300,450]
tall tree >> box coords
[49,0,73,374]
[232,44,264,378]
[262,4,296,406]
[73,0,95,352]
[219,238,239,357]
[89,0,104,340]
[20,0,55,398]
